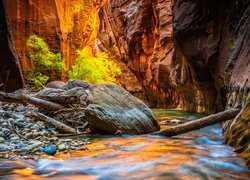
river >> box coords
[0,110,249,179]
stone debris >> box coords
[0,103,89,158]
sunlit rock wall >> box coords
[2,0,140,92]
[2,0,106,79]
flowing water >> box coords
[0,110,249,179]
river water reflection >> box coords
[0,110,249,179]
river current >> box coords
[0,110,249,179]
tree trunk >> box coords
[151,108,240,137]
[0,91,65,110]
[28,112,76,133]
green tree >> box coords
[26,35,65,91]
[69,49,121,84]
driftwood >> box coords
[53,108,86,115]
[27,112,76,134]
[151,108,240,137]
[0,91,65,110]
[0,91,23,103]
[21,95,65,110]
[7,120,28,141]
[36,95,80,104]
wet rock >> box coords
[0,137,5,143]
[16,106,26,112]
[47,137,58,142]
[43,145,57,156]
[58,143,67,151]
[10,136,20,141]
[59,139,72,143]
[0,131,5,137]
[28,141,44,150]
[2,128,12,137]
[24,133,34,139]
[0,143,11,151]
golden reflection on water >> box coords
[2,110,250,179]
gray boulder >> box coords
[85,84,160,134]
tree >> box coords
[69,48,121,84]
[26,35,65,91]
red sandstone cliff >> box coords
[97,0,250,166]
[97,0,250,114]
[1,0,141,93]
[2,0,107,83]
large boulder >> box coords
[85,84,160,134]
[43,80,160,135]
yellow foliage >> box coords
[69,48,121,84]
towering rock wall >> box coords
[98,0,250,114]
[97,0,176,108]
[1,0,140,92]
[98,0,250,167]
[0,0,23,92]
[2,0,106,81]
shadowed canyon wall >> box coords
[97,0,176,108]
[0,0,23,92]
[97,0,250,114]
[97,0,250,167]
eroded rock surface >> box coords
[98,0,250,114]
[85,84,160,134]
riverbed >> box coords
[0,110,249,179]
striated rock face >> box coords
[98,0,250,114]
[173,0,250,166]
[97,0,175,108]
[98,0,250,166]
[173,0,250,113]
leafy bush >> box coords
[69,49,121,84]
[26,35,65,91]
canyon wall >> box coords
[97,0,250,114]
[98,0,250,166]
[97,0,177,108]
[0,0,23,92]
[0,0,250,167]
[1,0,140,92]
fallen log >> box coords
[53,108,86,115]
[36,95,80,104]
[151,108,240,137]
[0,91,24,103]
[21,95,65,110]
[0,91,65,110]
[27,112,76,134]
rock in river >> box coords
[43,145,57,156]
[85,84,160,134]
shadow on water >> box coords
[0,110,249,179]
